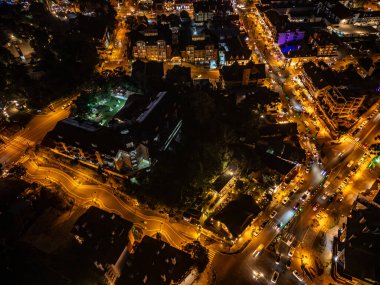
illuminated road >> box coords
[208,2,380,285]
[0,98,73,165]
[23,158,199,250]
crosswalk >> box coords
[208,248,218,264]
[345,135,366,151]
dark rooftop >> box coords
[342,196,380,283]
[72,206,133,266]
[221,61,266,83]
[212,172,233,193]
[117,235,195,285]
[214,194,261,237]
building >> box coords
[180,41,218,65]
[220,61,266,87]
[130,25,172,61]
[213,194,261,239]
[309,30,338,56]
[317,0,380,26]
[301,61,333,97]
[42,91,182,175]
[317,0,353,24]
[263,10,305,45]
[72,207,135,283]
[115,235,197,285]
[193,0,233,23]
[335,195,380,284]
[174,0,193,12]
[318,86,365,130]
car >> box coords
[286,258,292,269]
[260,220,269,229]
[313,203,319,211]
[271,271,280,283]
[322,193,328,200]
[288,247,295,257]
[275,255,281,264]
[294,203,300,211]
[282,197,289,205]
[300,194,307,201]
[270,210,277,219]
[292,270,303,281]
[300,179,304,185]
[253,243,264,257]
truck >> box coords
[347,160,354,168]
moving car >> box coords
[270,210,277,219]
[275,255,281,264]
[294,203,300,211]
[300,194,308,202]
[271,271,280,283]
[313,203,319,211]
[253,243,264,257]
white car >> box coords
[322,193,328,200]
[292,270,303,282]
[270,210,277,219]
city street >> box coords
[0,97,73,165]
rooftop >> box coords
[116,236,195,285]
[214,194,261,237]
[72,206,133,266]
[342,196,380,283]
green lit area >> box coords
[83,93,127,126]
[368,156,379,169]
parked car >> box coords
[270,210,277,219]
[292,270,303,281]
[288,247,295,257]
[271,271,280,283]
[286,258,292,269]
